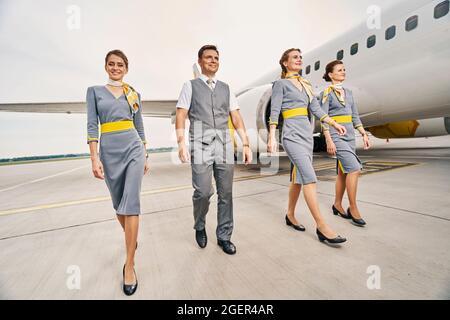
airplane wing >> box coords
[0,64,202,117]
[0,100,177,118]
[0,63,206,117]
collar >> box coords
[199,74,217,84]
[331,82,344,90]
[107,78,123,87]
[285,72,300,79]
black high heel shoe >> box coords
[285,215,306,232]
[122,265,138,296]
[332,205,350,219]
[316,229,347,244]
[347,208,366,226]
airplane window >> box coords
[434,0,449,19]
[351,43,358,55]
[337,50,344,60]
[367,35,376,48]
[314,61,320,71]
[385,25,396,40]
[405,15,418,31]
[306,65,311,74]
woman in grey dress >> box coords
[87,50,149,295]
[320,60,371,226]
[267,48,347,244]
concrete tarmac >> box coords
[0,136,449,299]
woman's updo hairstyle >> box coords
[323,60,343,82]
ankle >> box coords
[316,222,327,230]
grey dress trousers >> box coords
[270,79,329,185]
[188,78,235,241]
[320,88,363,174]
[87,86,146,215]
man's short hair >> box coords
[198,45,219,59]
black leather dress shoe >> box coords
[217,240,236,255]
[316,229,347,244]
[195,229,207,248]
[285,215,306,231]
[332,205,350,219]
[122,265,138,296]
[347,208,366,226]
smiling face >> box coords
[105,54,128,81]
[283,50,303,74]
[198,49,219,76]
[329,63,346,83]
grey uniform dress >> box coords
[87,86,146,215]
[270,79,329,185]
[320,88,363,174]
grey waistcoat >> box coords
[188,78,231,145]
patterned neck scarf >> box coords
[322,83,345,106]
[107,79,140,113]
[285,72,315,103]
[123,83,140,114]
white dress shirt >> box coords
[176,74,240,111]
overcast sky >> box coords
[0,0,400,103]
[1,0,412,158]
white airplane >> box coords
[236,0,450,152]
[1,0,449,154]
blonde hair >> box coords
[279,48,301,79]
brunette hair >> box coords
[105,49,129,69]
[198,45,219,59]
[323,60,343,82]
[279,48,301,79]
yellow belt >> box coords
[101,120,134,133]
[331,115,352,123]
[282,107,308,119]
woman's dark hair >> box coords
[323,60,343,82]
[198,45,219,59]
[105,49,129,69]
[279,48,301,79]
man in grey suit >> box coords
[175,45,252,255]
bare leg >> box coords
[287,182,302,225]
[303,183,338,239]
[334,166,347,213]
[124,215,139,284]
[116,214,125,231]
[346,171,362,218]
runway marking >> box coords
[0,161,415,217]
[0,184,193,216]
[0,172,285,216]
[2,183,449,242]
[374,155,450,160]
[0,164,90,193]
[0,186,288,241]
